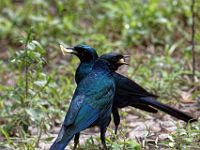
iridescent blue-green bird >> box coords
[60,44,197,143]
[50,53,127,150]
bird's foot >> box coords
[103,144,108,150]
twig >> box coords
[35,119,44,147]
[191,0,196,84]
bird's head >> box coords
[98,53,128,71]
[60,44,98,62]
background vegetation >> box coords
[0,0,199,149]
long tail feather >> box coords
[131,104,158,113]
[140,97,197,123]
[49,126,74,150]
[49,104,99,150]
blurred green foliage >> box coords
[0,0,199,149]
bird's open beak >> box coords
[60,44,77,55]
[117,58,128,65]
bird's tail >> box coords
[140,97,197,123]
[49,104,99,150]
[49,126,74,150]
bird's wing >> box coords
[63,94,85,126]
[64,70,114,126]
[114,73,158,98]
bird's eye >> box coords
[114,56,122,62]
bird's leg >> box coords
[100,106,112,150]
[100,126,107,150]
[73,133,80,150]
[112,107,120,134]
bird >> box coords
[50,53,128,150]
[60,44,197,134]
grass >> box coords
[0,0,200,149]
